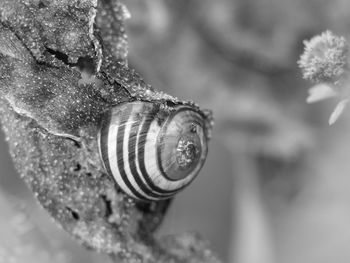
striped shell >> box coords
[98,101,209,201]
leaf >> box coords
[306,83,337,103]
[329,99,349,125]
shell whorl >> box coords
[98,101,209,201]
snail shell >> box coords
[98,101,210,201]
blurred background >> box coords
[2,0,350,262]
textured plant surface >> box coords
[0,0,219,262]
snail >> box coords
[98,101,211,202]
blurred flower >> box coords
[299,31,350,124]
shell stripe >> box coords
[156,107,204,181]
[127,112,176,199]
[115,106,171,201]
[142,118,200,191]
[106,109,137,198]
[115,105,147,200]
[108,104,177,201]
[137,110,182,195]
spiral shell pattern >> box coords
[98,101,209,201]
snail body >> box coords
[98,101,210,202]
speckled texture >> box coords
[0,0,218,262]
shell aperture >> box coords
[98,101,211,201]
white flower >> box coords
[299,31,350,124]
[298,31,348,83]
